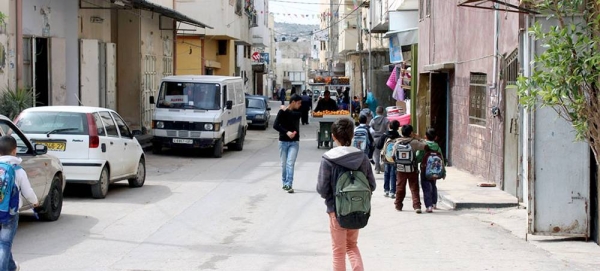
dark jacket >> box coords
[314,98,339,112]
[279,88,286,101]
[376,130,401,150]
[301,95,312,111]
[273,108,301,141]
[316,147,377,213]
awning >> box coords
[458,0,539,14]
[424,62,455,72]
[130,0,213,29]
[384,28,418,47]
[205,60,221,69]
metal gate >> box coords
[142,54,156,130]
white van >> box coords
[150,75,247,158]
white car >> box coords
[16,106,146,199]
[0,115,65,221]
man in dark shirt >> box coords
[273,94,302,193]
[314,90,339,112]
[300,90,312,125]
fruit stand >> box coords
[311,110,351,149]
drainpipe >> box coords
[492,3,499,89]
[16,0,22,88]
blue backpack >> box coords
[0,163,20,223]
[421,151,446,180]
[352,126,370,154]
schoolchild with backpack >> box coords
[375,120,401,198]
[394,125,427,213]
[0,136,38,270]
[317,118,376,271]
[369,106,389,174]
[351,115,375,160]
[416,128,445,213]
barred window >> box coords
[469,73,487,126]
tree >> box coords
[517,0,600,166]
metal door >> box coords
[504,86,519,198]
[80,39,100,106]
[50,38,66,105]
[142,54,157,130]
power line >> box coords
[274,7,360,38]
[269,0,351,5]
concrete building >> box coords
[175,0,253,92]
[0,2,11,89]
[275,41,310,91]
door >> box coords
[98,111,124,178]
[504,86,520,198]
[417,73,430,137]
[430,72,449,159]
[80,39,100,107]
[111,112,138,176]
[50,38,67,105]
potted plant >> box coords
[0,86,34,120]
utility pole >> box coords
[358,7,364,97]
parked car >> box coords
[15,106,146,199]
[0,115,65,221]
[245,95,271,130]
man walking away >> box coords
[300,90,312,125]
[279,88,286,105]
[369,106,389,174]
[273,94,303,193]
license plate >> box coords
[36,141,66,151]
[173,138,193,144]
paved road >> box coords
[12,102,595,270]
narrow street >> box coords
[10,102,595,271]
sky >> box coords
[268,0,322,25]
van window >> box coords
[16,112,88,135]
[157,82,221,110]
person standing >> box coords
[375,120,401,198]
[416,128,443,212]
[369,106,389,174]
[279,88,286,105]
[0,136,39,271]
[273,94,303,193]
[395,125,426,213]
[314,90,339,112]
[300,90,312,125]
[317,118,376,271]
[365,90,378,116]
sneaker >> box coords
[415,209,422,214]
[287,188,295,193]
[390,193,396,199]
[426,207,433,213]
[282,185,290,191]
[384,191,389,197]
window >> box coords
[235,0,243,15]
[112,112,132,138]
[218,40,227,55]
[469,73,487,126]
[419,0,424,19]
[99,111,119,137]
[246,46,251,59]
[426,0,431,17]
[503,50,519,85]
[157,82,221,110]
[16,112,88,135]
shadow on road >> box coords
[63,183,173,204]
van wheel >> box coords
[92,166,109,199]
[128,157,146,188]
[231,132,245,151]
[213,138,224,158]
[38,175,63,221]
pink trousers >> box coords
[328,212,364,271]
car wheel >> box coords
[91,166,109,199]
[213,138,224,158]
[152,143,162,154]
[38,175,63,221]
[128,157,146,188]
[231,131,245,151]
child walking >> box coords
[317,118,376,271]
[416,128,443,212]
[0,136,39,271]
[375,120,401,198]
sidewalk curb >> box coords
[438,191,520,210]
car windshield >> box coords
[246,98,264,109]
[157,82,221,110]
[16,112,88,135]
[0,121,30,154]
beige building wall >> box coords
[175,36,203,75]
[117,9,142,128]
[0,1,11,90]
[79,0,113,43]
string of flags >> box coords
[269,10,358,19]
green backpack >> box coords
[334,169,372,229]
